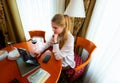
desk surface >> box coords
[0,41,62,83]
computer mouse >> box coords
[42,55,51,63]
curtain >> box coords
[0,1,6,48]
[1,0,16,43]
[1,0,26,43]
[16,0,65,41]
[83,0,120,83]
[78,0,96,37]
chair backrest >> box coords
[74,37,96,72]
[29,30,46,43]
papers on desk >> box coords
[8,47,20,60]
[27,68,50,83]
[0,50,8,61]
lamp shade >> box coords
[64,0,86,18]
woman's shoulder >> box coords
[68,31,74,41]
[68,31,74,39]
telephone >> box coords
[17,48,40,66]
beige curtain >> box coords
[65,0,70,9]
[0,0,8,47]
[2,0,26,44]
[78,0,96,37]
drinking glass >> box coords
[7,41,14,49]
[30,37,44,57]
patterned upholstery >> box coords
[65,53,85,81]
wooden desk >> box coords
[0,41,62,83]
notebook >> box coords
[16,55,40,77]
[27,68,50,83]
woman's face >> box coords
[52,22,64,34]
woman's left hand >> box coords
[52,34,58,43]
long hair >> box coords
[51,14,72,49]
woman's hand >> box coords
[52,34,58,43]
[34,50,42,58]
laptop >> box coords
[16,48,40,77]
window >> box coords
[16,0,65,41]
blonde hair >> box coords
[52,14,72,49]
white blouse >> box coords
[41,32,75,68]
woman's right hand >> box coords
[34,50,42,58]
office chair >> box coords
[29,30,46,43]
[65,37,96,82]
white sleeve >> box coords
[40,38,52,52]
[53,35,74,60]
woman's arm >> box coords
[53,34,74,60]
[35,38,52,56]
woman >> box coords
[37,14,75,69]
